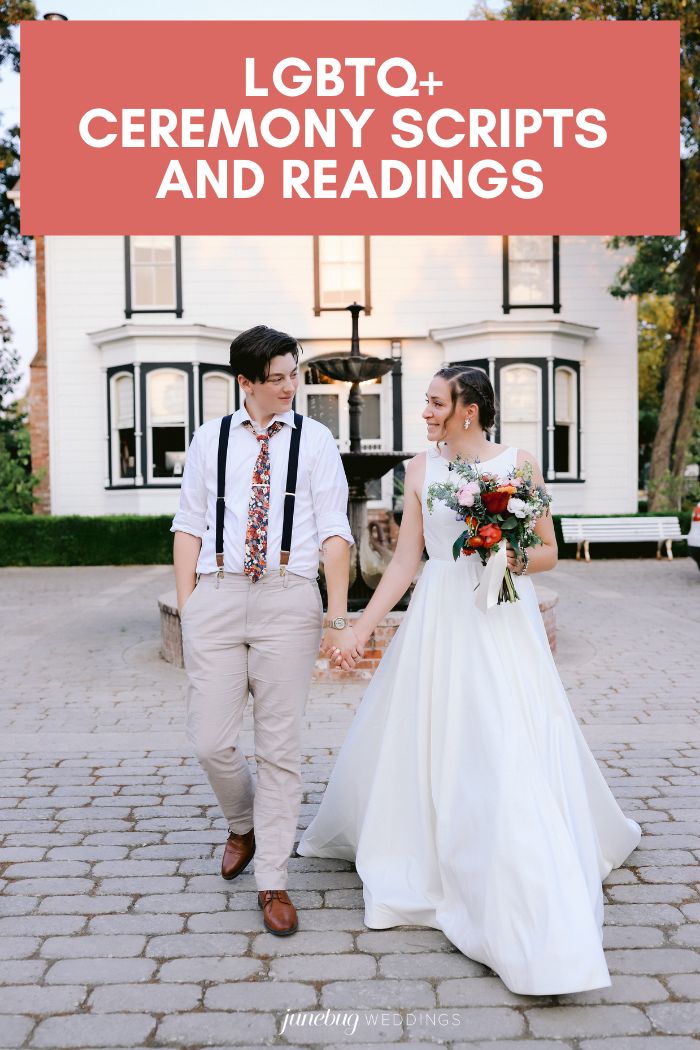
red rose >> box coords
[478,523,502,549]
[481,491,508,513]
[467,535,484,548]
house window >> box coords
[301,360,386,501]
[202,371,235,422]
[125,236,183,317]
[110,372,135,484]
[146,368,188,483]
[502,236,560,314]
[498,364,543,463]
[313,236,371,316]
[554,366,578,477]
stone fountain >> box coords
[313,302,414,609]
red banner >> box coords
[20,19,680,235]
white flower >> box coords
[507,497,528,518]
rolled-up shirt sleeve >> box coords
[170,428,208,539]
[311,427,355,549]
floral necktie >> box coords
[242,420,284,582]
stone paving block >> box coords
[4,877,95,895]
[321,979,436,1010]
[0,915,85,936]
[603,926,666,949]
[0,960,48,984]
[436,976,541,1007]
[88,914,184,935]
[154,1011,275,1045]
[157,957,264,982]
[31,1012,155,1048]
[557,974,669,1004]
[40,934,146,959]
[88,983,202,1013]
[269,953,378,981]
[38,894,133,914]
[380,953,486,981]
[0,935,40,959]
[526,1004,651,1037]
[605,903,685,925]
[407,1007,526,1041]
[95,877,186,895]
[0,984,87,1013]
[47,846,130,861]
[145,933,248,957]
[581,1040,700,1050]
[133,893,223,914]
[607,884,695,904]
[0,895,38,916]
[251,931,354,956]
[355,930,455,954]
[45,959,157,984]
[452,1042,573,1050]
[0,1016,34,1048]
[646,1002,700,1034]
[606,948,700,973]
[666,973,700,998]
[204,980,318,1011]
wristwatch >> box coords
[324,616,349,630]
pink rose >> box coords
[457,481,481,507]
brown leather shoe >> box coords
[221,828,255,881]
[257,890,298,936]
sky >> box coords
[0,0,503,396]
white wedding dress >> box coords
[297,445,641,996]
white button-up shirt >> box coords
[171,405,354,578]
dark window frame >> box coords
[124,235,183,319]
[106,364,136,488]
[502,235,561,314]
[313,235,372,316]
[447,356,583,482]
[199,364,239,424]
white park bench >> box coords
[560,516,684,562]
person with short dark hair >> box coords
[171,324,359,936]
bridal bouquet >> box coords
[426,457,552,608]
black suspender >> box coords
[215,412,304,578]
[215,413,233,576]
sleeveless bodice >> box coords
[422,445,517,562]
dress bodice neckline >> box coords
[432,445,512,468]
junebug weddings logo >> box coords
[279,1007,463,1037]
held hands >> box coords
[321,625,364,671]
[505,540,527,576]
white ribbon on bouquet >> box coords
[474,541,509,614]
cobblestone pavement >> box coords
[1,559,700,1049]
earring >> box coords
[463,418,471,430]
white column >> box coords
[546,355,555,481]
[134,362,144,487]
[488,356,496,441]
[579,359,585,480]
[101,367,110,488]
[192,361,200,430]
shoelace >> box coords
[260,890,289,904]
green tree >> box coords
[477,0,700,510]
[0,341,41,513]
[0,0,38,513]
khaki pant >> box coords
[180,570,323,889]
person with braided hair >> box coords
[298,366,640,995]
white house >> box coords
[31,232,637,519]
